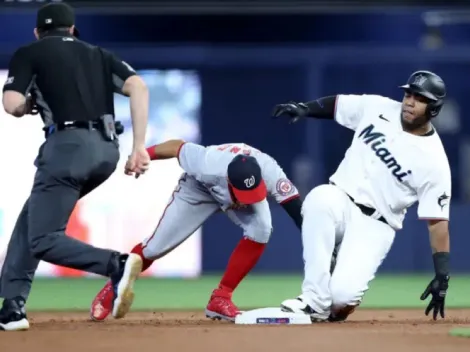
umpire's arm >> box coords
[2,47,35,117]
[104,50,149,148]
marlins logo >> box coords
[437,192,450,210]
[413,74,427,87]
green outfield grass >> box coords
[2,274,470,311]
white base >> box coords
[235,307,312,325]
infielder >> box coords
[90,140,303,322]
[272,70,451,322]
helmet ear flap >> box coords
[427,99,443,118]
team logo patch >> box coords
[276,178,294,196]
[413,74,427,87]
[437,192,450,210]
[244,176,256,188]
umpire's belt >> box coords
[330,182,388,226]
[44,121,100,138]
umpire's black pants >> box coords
[0,127,120,301]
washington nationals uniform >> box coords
[140,142,299,259]
[90,140,303,322]
[277,92,451,321]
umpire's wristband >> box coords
[433,252,450,277]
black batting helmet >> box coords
[399,70,446,118]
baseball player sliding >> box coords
[90,141,303,322]
[272,70,451,322]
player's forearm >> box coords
[281,196,303,229]
[146,139,185,160]
[429,220,450,253]
[303,95,337,119]
[428,220,450,277]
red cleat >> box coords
[90,280,113,321]
[205,289,241,322]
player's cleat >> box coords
[0,297,30,331]
[110,253,143,319]
[328,305,357,322]
[90,280,113,321]
[205,289,241,322]
[281,296,329,322]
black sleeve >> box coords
[3,47,34,95]
[102,49,137,96]
[433,252,450,277]
[303,95,337,119]
[281,196,303,230]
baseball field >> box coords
[1,274,470,350]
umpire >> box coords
[0,3,150,331]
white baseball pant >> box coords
[300,184,396,316]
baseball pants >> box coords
[0,128,120,301]
[141,173,273,261]
[299,184,396,316]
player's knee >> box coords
[302,184,344,217]
[246,226,273,244]
[329,279,362,309]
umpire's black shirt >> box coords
[3,30,136,125]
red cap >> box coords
[230,179,267,205]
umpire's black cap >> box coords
[36,3,80,38]
[227,154,267,205]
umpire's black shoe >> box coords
[109,253,143,319]
[0,297,29,331]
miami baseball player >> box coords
[272,70,451,322]
[90,140,303,322]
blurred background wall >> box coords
[0,1,469,280]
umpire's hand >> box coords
[420,275,449,320]
[272,101,309,124]
[125,145,150,179]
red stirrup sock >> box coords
[218,237,266,294]
[131,243,155,272]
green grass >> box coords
[7,274,470,311]
[449,328,470,338]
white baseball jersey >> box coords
[177,142,299,210]
[329,94,451,230]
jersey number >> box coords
[217,144,251,155]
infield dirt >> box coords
[2,309,470,351]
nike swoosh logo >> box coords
[379,114,389,122]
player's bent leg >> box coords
[328,211,395,322]
[90,175,219,321]
[281,184,349,321]
[206,201,271,322]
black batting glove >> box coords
[272,101,309,124]
[420,275,449,320]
